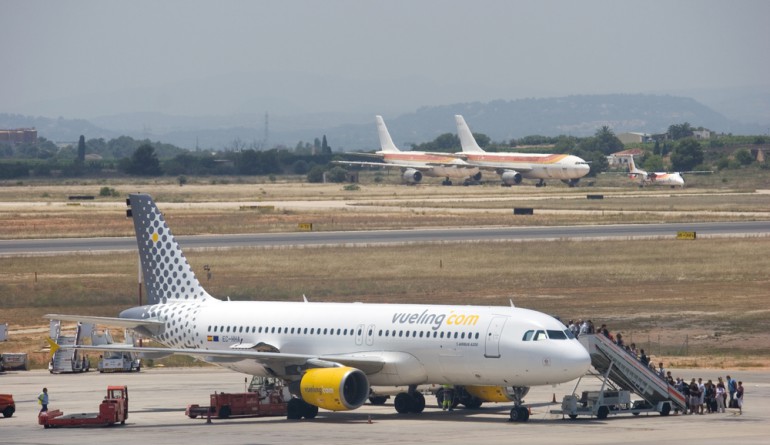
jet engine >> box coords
[500,170,522,185]
[471,171,482,181]
[299,367,370,411]
[402,168,423,184]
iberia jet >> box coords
[455,115,590,187]
[335,115,482,185]
[46,194,590,422]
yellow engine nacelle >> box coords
[464,385,517,403]
[300,367,370,411]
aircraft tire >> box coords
[509,406,529,422]
[394,393,412,414]
[302,402,318,420]
[287,399,304,420]
[411,392,425,413]
[368,396,388,405]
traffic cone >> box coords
[552,393,557,403]
[367,415,372,424]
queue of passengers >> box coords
[566,319,745,415]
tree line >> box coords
[1,124,767,181]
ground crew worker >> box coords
[38,387,49,412]
[441,384,454,412]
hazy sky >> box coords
[2,0,769,118]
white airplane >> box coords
[622,155,685,188]
[46,193,590,422]
[455,115,590,187]
[334,115,482,185]
[620,155,712,188]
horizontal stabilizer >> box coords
[44,314,165,329]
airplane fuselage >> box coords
[462,153,589,180]
[631,171,685,187]
[122,300,589,387]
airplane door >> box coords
[365,324,375,346]
[355,324,364,346]
[484,316,507,358]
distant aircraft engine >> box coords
[402,168,423,184]
[471,171,482,181]
[501,170,523,185]
[299,367,370,411]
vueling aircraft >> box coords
[47,194,590,422]
[334,115,482,185]
[455,115,590,187]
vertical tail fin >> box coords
[455,115,485,153]
[626,155,642,173]
[127,194,214,305]
[375,115,401,153]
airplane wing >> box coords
[332,160,475,171]
[49,341,387,375]
[679,170,714,175]
[44,314,165,329]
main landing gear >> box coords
[394,385,426,414]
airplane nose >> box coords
[565,343,591,378]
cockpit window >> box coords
[564,329,575,339]
[547,329,568,340]
[534,330,547,341]
[522,330,534,341]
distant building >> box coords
[608,148,645,167]
[617,132,652,144]
[0,128,37,144]
[692,129,711,140]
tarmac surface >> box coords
[1,367,767,445]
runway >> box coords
[2,220,770,255]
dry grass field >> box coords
[1,178,769,370]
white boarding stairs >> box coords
[51,323,87,373]
[579,334,687,413]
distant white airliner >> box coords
[47,193,590,422]
[334,115,482,185]
[455,115,590,187]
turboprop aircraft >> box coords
[455,115,590,187]
[46,193,590,422]
[620,154,711,188]
[334,115,482,185]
